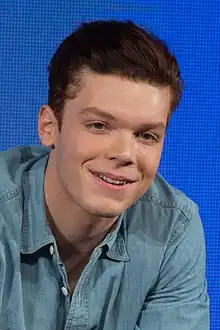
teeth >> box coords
[98,174,127,185]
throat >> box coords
[65,252,91,294]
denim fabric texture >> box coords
[0,146,209,329]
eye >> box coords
[135,132,158,142]
[86,121,109,131]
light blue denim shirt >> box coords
[0,146,209,329]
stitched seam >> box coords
[0,187,21,202]
[167,213,190,249]
[140,192,195,249]
[140,192,193,217]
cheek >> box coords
[139,146,163,175]
[57,130,104,170]
[70,133,110,162]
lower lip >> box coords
[91,173,133,191]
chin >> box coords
[84,201,126,219]
[90,207,122,219]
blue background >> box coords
[0,0,219,328]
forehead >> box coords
[65,72,171,125]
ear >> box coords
[38,105,58,147]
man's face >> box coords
[41,73,171,218]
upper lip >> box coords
[91,171,136,183]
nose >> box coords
[104,131,137,165]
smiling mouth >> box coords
[90,171,135,189]
[95,173,129,185]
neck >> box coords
[45,202,116,260]
[44,158,117,259]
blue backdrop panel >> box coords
[0,1,219,328]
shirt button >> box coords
[61,286,68,297]
[49,245,55,256]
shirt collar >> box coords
[99,212,130,262]
[20,151,54,254]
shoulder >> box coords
[126,173,200,246]
[0,145,50,196]
[0,145,50,234]
[144,172,197,217]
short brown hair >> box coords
[48,20,183,128]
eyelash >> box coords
[86,121,159,142]
[86,121,108,131]
[135,132,159,142]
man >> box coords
[0,20,209,329]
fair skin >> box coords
[38,72,171,291]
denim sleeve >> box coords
[135,203,210,330]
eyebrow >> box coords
[79,107,166,130]
[79,107,115,121]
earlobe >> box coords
[38,105,57,147]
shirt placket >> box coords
[64,247,102,330]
